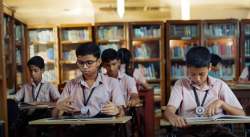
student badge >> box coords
[41,97,46,102]
[81,106,89,114]
[196,106,205,115]
[99,102,106,114]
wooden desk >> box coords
[230,86,250,99]
[134,103,143,108]
[138,88,154,137]
[29,116,132,125]
[19,105,55,110]
[160,118,250,126]
[7,95,14,99]
[29,116,132,137]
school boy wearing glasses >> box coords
[52,42,125,137]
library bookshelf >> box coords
[27,25,59,87]
[58,24,92,83]
[203,19,240,81]
[240,19,250,73]
[14,13,28,92]
[94,22,129,73]
[166,20,203,101]
[129,21,165,124]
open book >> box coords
[47,112,116,121]
[186,115,250,122]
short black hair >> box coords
[211,54,222,66]
[27,56,44,69]
[117,48,131,65]
[75,42,100,59]
[186,46,211,68]
[101,49,119,63]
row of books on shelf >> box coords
[15,25,22,42]
[135,63,156,79]
[63,50,77,61]
[244,39,250,57]
[207,24,235,37]
[98,27,124,40]
[42,70,55,81]
[61,29,89,41]
[245,25,250,35]
[171,64,188,78]
[245,63,250,68]
[99,43,122,54]
[4,16,10,37]
[170,45,194,58]
[63,69,82,81]
[16,49,22,64]
[133,44,151,59]
[29,30,54,42]
[132,26,161,38]
[207,42,235,58]
[149,83,161,95]
[170,64,235,79]
[215,64,235,78]
[30,45,55,61]
[170,25,198,37]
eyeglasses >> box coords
[76,60,97,68]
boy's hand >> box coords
[125,100,136,108]
[168,115,188,128]
[56,96,75,113]
[202,99,223,117]
[101,101,118,115]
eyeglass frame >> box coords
[76,59,98,68]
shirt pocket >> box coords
[37,90,49,102]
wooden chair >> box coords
[58,82,67,94]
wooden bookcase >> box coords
[13,14,28,92]
[240,19,250,73]
[129,21,165,120]
[203,19,240,81]
[27,25,59,87]
[94,22,129,73]
[3,7,15,95]
[58,24,92,83]
[94,22,129,51]
[166,20,203,101]
[0,3,13,136]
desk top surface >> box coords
[29,116,132,125]
[160,118,250,126]
[19,105,55,110]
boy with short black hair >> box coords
[101,48,140,108]
[14,56,60,105]
[52,42,125,137]
[164,46,245,137]
[208,53,222,78]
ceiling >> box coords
[3,0,250,24]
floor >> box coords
[154,123,246,137]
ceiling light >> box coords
[181,0,190,20]
[117,0,125,18]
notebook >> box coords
[186,115,250,122]
[47,112,116,121]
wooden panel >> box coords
[14,13,27,25]
[0,0,9,136]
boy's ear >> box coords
[97,58,102,67]
[208,63,212,71]
[41,68,45,73]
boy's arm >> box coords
[203,100,245,116]
[14,86,25,103]
[126,93,140,107]
[164,105,187,127]
[141,82,153,89]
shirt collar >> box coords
[31,79,45,87]
[188,76,214,90]
[78,73,103,88]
